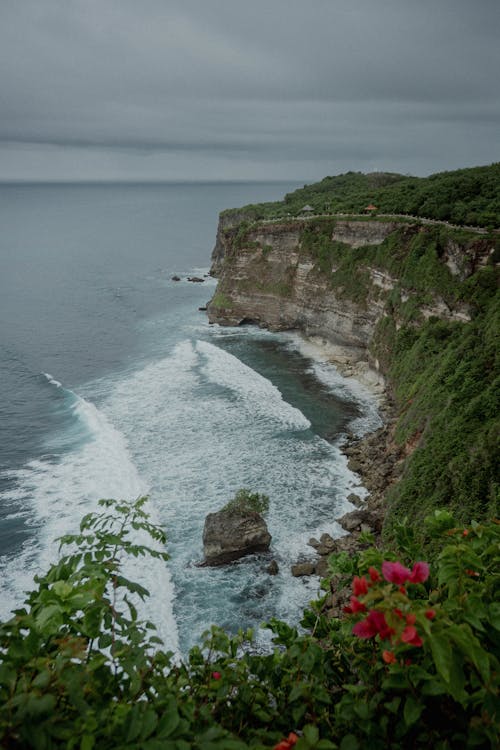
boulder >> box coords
[267,559,279,576]
[202,509,271,566]
[187,276,205,283]
[337,509,382,534]
[171,275,181,281]
[291,562,315,577]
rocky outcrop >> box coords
[202,509,272,566]
[207,220,386,371]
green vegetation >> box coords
[210,291,233,309]
[1,499,498,748]
[221,488,270,516]
[380,285,499,534]
[222,163,500,228]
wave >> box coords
[196,340,311,431]
[0,375,179,655]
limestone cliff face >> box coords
[207,216,488,372]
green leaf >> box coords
[489,602,500,630]
[157,704,180,739]
[430,632,453,684]
[80,735,95,750]
[339,735,359,750]
[303,724,319,745]
[403,695,423,727]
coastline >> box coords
[286,330,402,608]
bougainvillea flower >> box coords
[352,575,369,596]
[408,561,430,584]
[381,561,412,584]
[273,733,298,750]
[368,566,381,582]
[353,610,394,640]
[350,596,367,613]
[382,649,397,664]
[401,625,423,647]
[425,609,436,620]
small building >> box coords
[365,204,378,214]
[300,204,314,214]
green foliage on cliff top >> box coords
[222,163,500,228]
[1,498,499,749]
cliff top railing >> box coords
[258,212,493,235]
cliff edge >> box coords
[206,212,499,534]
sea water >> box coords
[0,182,380,655]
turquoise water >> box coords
[0,182,379,654]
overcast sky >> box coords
[0,0,499,182]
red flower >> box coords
[408,561,430,584]
[382,560,429,585]
[401,625,423,647]
[425,609,436,620]
[399,586,407,595]
[369,566,381,582]
[211,671,221,680]
[353,610,394,641]
[350,596,367,613]
[273,733,298,750]
[405,613,416,626]
[352,575,368,596]
[462,529,469,537]
[382,649,396,664]
[382,561,411,584]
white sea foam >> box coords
[43,372,63,388]
[196,340,311,431]
[95,336,368,651]
[0,378,179,655]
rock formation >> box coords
[202,508,272,566]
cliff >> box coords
[207,213,499,533]
[208,216,489,376]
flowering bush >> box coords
[0,499,498,749]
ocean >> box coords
[0,181,380,655]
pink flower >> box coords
[405,613,416,626]
[353,610,394,641]
[352,575,368,596]
[401,626,423,647]
[408,562,430,584]
[211,671,221,680]
[382,561,412,584]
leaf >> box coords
[303,724,319,745]
[429,632,453,684]
[489,602,500,631]
[448,624,490,682]
[339,735,359,750]
[157,704,180,739]
[81,735,95,750]
[403,695,423,727]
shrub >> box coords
[222,488,270,516]
[0,499,498,749]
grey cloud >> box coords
[0,0,498,180]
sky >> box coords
[0,0,499,182]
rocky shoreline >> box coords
[291,395,405,617]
